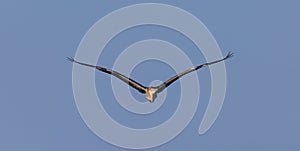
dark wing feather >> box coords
[156,67,196,93]
[67,57,147,93]
[156,51,233,93]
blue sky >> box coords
[1,0,299,150]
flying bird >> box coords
[68,52,233,103]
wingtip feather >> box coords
[225,51,234,59]
[66,57,75,62]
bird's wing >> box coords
[156,51,233,93]
[67,57,147,93]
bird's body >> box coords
[68,52,233,103]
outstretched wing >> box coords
[67,57,147,93]
[156,51,233,93]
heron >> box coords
[68,51,233,103]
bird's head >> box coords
[145,87,158,103]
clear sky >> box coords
[1,0,299,150]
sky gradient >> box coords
[1,0,299,150]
